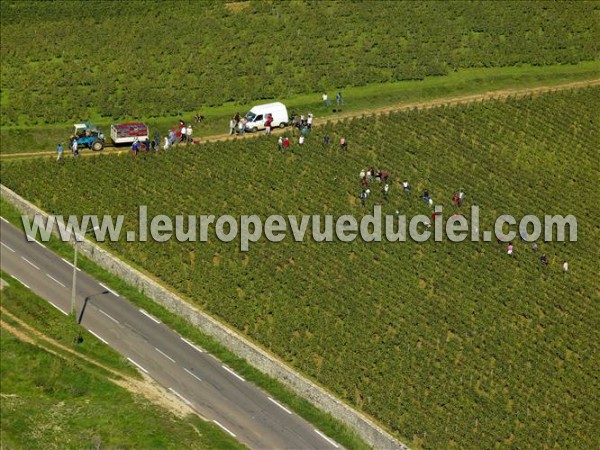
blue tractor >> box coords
[70,122,105,152]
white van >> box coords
[244,102,289,132]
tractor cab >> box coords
[71,121,105,151]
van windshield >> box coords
[245,112,256,121]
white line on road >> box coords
[34,240,46,249]
[139,309,161,324]
[268,397,293,415]
[0,216,8,224]
[1,242,15,252]
[184,368,202,383]
[46,273,66,288]
[169,388,192,406]
[61,257,81,271]
[213,420,236,438]
[314,429,340,448]
[98,308,119,324]
[10,275,29,289]
[88,329,109,345]
[99,282,119,297]
[222,365,245,382]
[48,301,68,315]
[155,347,176,363]
[181,337,205,353]
[127,357,149,374]
[21,257,40,270]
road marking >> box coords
[46,273,66,288]
[99,282,119,297]
[1,242,15,252]
[268,397,293,415]
[314,429,340,448]
[184,368,202,382]
[10,275,29,289]
[0,216,8,224]
[61,257,81,271]
[181,337,205,353]
[34,240,46,249]
[88,329,108,345]
[21,257,40,270]
[98,308,119,324]
[127,357,149,374]
[213,420,236,438]
[169,388,192,406]
[139,309,161,324]
[155,347,176,363]
[222,365,245,382]
[48,301,68,315]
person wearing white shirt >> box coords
[186,125,192,143]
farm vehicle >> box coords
[70,122,105,151]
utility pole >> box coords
[70,226,97,321]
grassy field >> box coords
[0,273,245,449]
[1,61,599,154]
[2,87,598,448]
[1,1,598,127]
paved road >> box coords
[0,218,341,450]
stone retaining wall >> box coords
[1,184,408,450]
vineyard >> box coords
[2,87,598,448]
[1,0,599,126]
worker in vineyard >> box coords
[458,189,466,206]
[452,192,460,207]
[378,170,389,182]
[56,143,64,161]
[265,114,273,135]
[131,139,140,157]
[360,189,368,207]
[238,118,245,135]
[299,135,306,145]
[277,136,283,151]
[422,190,430,204]
[229,118,236,136]
[323,135,330,146]
[186,124,193,144]
[283,136,290,149]
[367,167,375,181]
[307,113,313,130]
[180,123,187,143]
[340,137,347,150]
[322,93,331,107]
[562,260,569,273]
[164,136,170,151]
[507,243,514,256]
[336,92,343,107]
[382,183,390,200]
[402,180,411,195]
[71,138,78,158]
[540,253,549,266]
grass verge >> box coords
[0,197,371,450]
[0,271,245,449]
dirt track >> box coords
[3,78,598,160]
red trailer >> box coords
[110,122,149,145]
